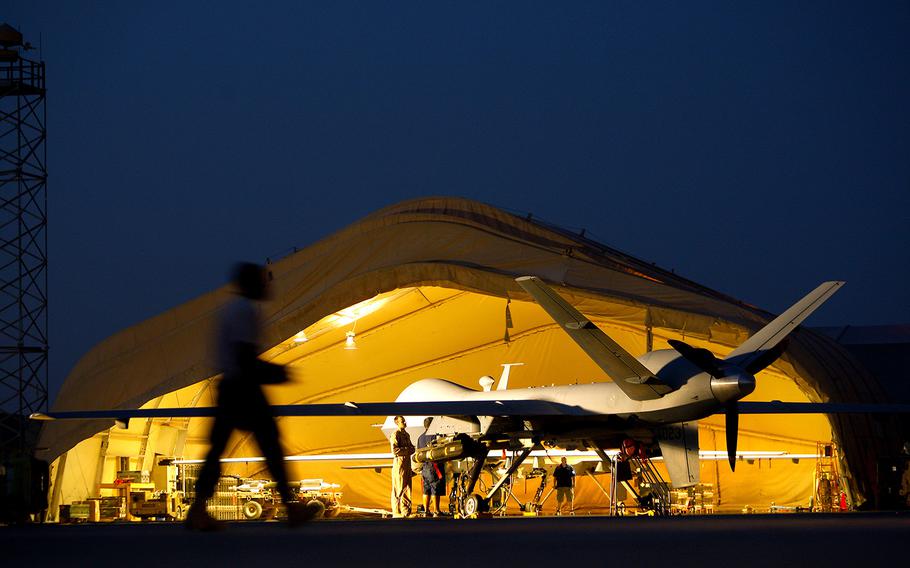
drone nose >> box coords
[711,372,756,404]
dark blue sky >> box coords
[6,2,909,401]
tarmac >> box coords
[4,512,909,567]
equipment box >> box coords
[131,493,184,520]
[116,470,150,483]
[99,496,124,520]
[69,500,100,522]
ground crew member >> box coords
[900,461,910,507]
[417,417,446,516]
[553,457,576,515]
[390,415,415,517]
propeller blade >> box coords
[744,339,790,375]
[668,339,724,378]
[726,403,739,471]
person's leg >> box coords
[251,414,294,503]
[194,414,232,502]
[186,410,233,530]
[401,473,412,516]
[391,460,403,517]
[430,477,443,514]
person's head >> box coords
[423,417,433,429]
[394,415,407,430]
[232,262,269,300]
[560,457,567,466]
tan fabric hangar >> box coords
[38,197,898,514]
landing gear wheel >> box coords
[305,500,326,519]
[242,500,263,520]
[463,494,487,517]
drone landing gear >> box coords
[515,468,550,515]
[452,447,534,518]
[451,448,490,517]
[463,494,488,516]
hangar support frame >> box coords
[0,40,48,457]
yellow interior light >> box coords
[344,330,357,350]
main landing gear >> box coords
[462,493,487,516]
[450,447,534,518]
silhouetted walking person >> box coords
[185,262,307,530]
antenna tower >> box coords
[0,24,48,456]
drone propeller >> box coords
[721,342,790,471]
[669,339,756,472]
[666,339,723,378]
[726,404,739,471]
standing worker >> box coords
[417,417,447,516]
[185,262,313,530]
[553,457,576,516]
[390,415,415,517]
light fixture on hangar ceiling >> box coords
[283,288,417,351]
[344,326,357,350]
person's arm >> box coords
[237,342,287,384]
[392,431,400,456]
[393,432,413,457]
[234,342,261,376]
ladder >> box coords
[626,454,671,516]
[611,453,670,516]
[814,442,842,512]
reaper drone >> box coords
[34,277,909,515]
[376,277,847,513]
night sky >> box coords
[5,2,909,402]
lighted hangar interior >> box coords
[38,197,891,515]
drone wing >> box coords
[516,276,672,401]
[30,399,592,425]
